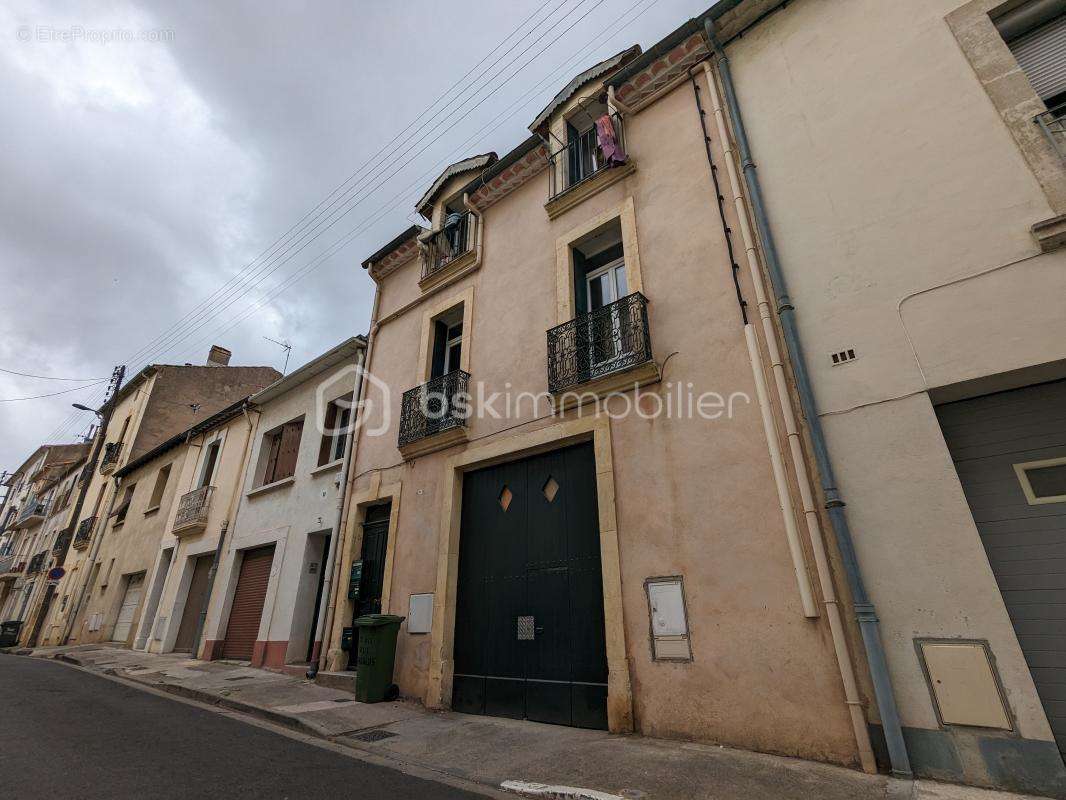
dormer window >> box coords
[423,197,475,281]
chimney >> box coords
[206,345,232,367]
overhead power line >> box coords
[0,366,107,381]
[0,380,107,403]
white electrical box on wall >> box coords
[408,593,434,634]
[645,577,692,661]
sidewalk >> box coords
[10,644,1047,800]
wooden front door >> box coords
[173,554,213,653]
[452,442,608,729]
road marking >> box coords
[500,780,625,800]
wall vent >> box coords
[830,348,858,366]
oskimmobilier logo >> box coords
[314,365,750,440]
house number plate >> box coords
[516,616,535,640]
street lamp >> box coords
[71,403,102,417]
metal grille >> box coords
[1036,102,1066,164]
[546,292,651,394]
[73,516,96,548]
[26,552,47,575]
[349,728,397,742]
[398,369,470,448]
[422,211,476,280]
[173,485,214,532]
[516,615,535,641]
[547,112,625,200]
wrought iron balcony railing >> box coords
[100,441,122,474]
[1036,101,1066,164]
[72,516,95,549]
[172,485,214,535]
[16,499,47,527]
[26,552,47,575]
[421,211,476,281]
[52,528,72,557]
[398,370,470,448]
[546,292,652,394]
[0,554,22,575]
[548,112,626,201]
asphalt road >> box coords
[0,655,485,799]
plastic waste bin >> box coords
[0,620,24,647]
[353,614,404,703]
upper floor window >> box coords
[431,306,464,379]
[319,395,353,466]
[256,418,303,486]
[113,483,136,525]
[423,203,476,282]
[197,440,221,489]
[147,463,172,511]
[549,102,626,200]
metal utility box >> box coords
[353,614,404,703]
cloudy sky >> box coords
[0,0,712,473]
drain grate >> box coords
[224,675,255,681]
[350,729,397,742]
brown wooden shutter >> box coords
[318,403,338,466]
[221,545,275,660]
[274,420,303,480]
[263,431,283,484]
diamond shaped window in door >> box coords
[498,485,513,512]
[542,476,559,503]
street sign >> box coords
[47,566,66,580]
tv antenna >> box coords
[263,336,293,375]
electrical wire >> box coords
[0,367,106,381]
[0,380,107,403]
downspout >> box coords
[191,402,259,657]
[61,475,120,645]
[308,334,373,678]
[687,72,817,619]
[703,19,910,777]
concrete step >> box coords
[314,669,356,692]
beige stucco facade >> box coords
[324,49,875,768]
[717,0,1066,792]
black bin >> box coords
[0,620,24,647]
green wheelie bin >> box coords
[353,614,405,703]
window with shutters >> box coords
[147,464,172,512]
[112,483,136,526]
[255,417,304,487]
[318,393,353,467]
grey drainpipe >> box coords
[704,19,911,778]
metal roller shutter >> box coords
[222,546,274,661]
[1009,13,1066,101]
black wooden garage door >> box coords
[452,442,608,729]
[938,380,1066,756]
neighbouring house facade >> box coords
[0,444,88,631]
[200,337,365,670]
[38,347,280,647]
[699,0,1066,795]
[319,4,885,774]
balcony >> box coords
[398,370,470,458]
[172,485,214,536]
[72,516,96,550]
[52,528,72,557]
[26,552,47,575]
[16,499,47,527]
[420,211,478,289]
[546,112,634,218]
[100,441,122,475]
[546,292,657,401]
[0,554,25,578]
[1036,101,1066,165]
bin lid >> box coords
[353,614,405,627]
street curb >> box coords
[43,651,333,739]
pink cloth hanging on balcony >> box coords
[595,114,626,166]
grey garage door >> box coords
[937,379,1066,756]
